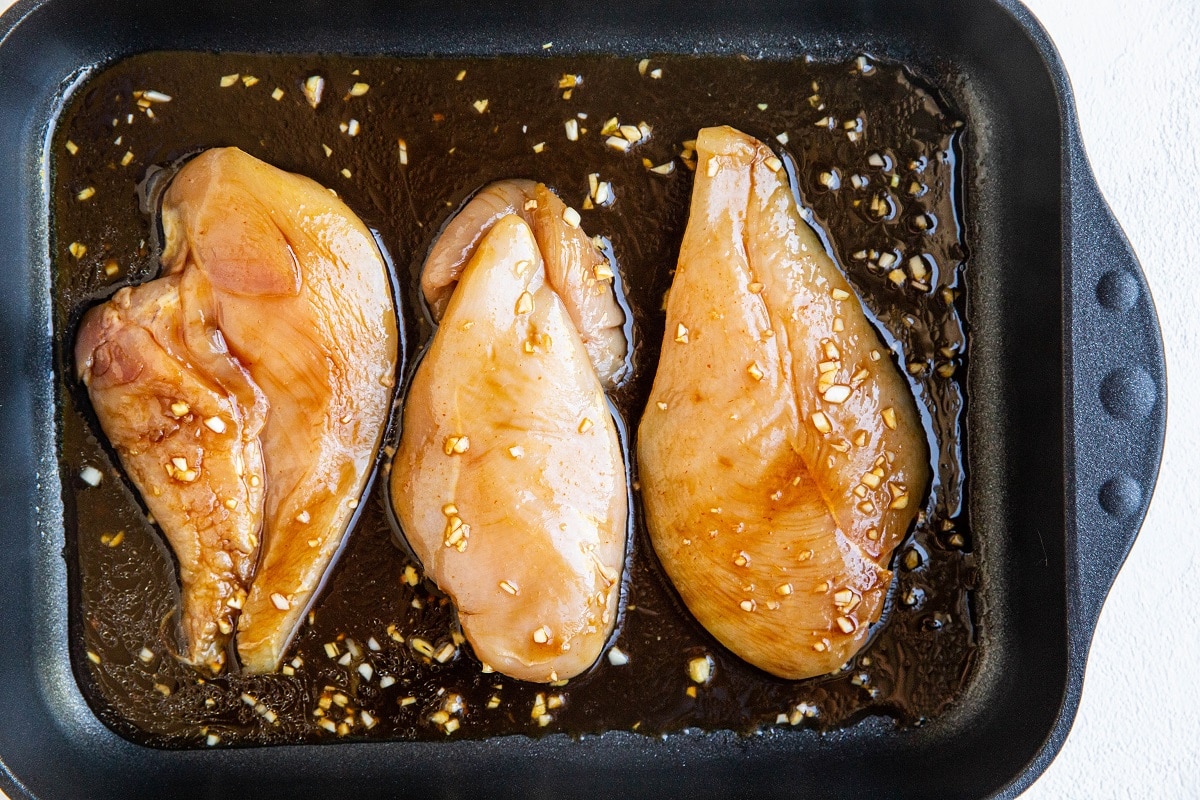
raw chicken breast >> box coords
[637,126,930,679]
[392,191,627,683]
[76,148,398,673]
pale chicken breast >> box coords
[76,147,398,673]
[422,180,627,387]
[638,126,930,679]
[392,208,627,683]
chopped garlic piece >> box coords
[687,655,713,684]
[304,75,325,107]
[79,465,103,486]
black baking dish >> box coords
[0,0,1166,798]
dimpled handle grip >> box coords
[1065,133,1166,637]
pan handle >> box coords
[1064,136,1166,637]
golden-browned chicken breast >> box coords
[638,126,930,679]
[76,148,398,673]
[392,183,627,683]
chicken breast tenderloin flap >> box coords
[392,183,628,683]
[638,126,930,680]
[76,148,398,674]
[75,276,266,675]
[421,180,628,388]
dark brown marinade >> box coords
[52,51,976,748]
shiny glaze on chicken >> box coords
[638,127,931,679]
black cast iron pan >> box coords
[0,0,1166,797]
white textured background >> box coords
[1,0,1196,797]
[1017,0,1200,796]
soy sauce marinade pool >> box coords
[53,52,974,747]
